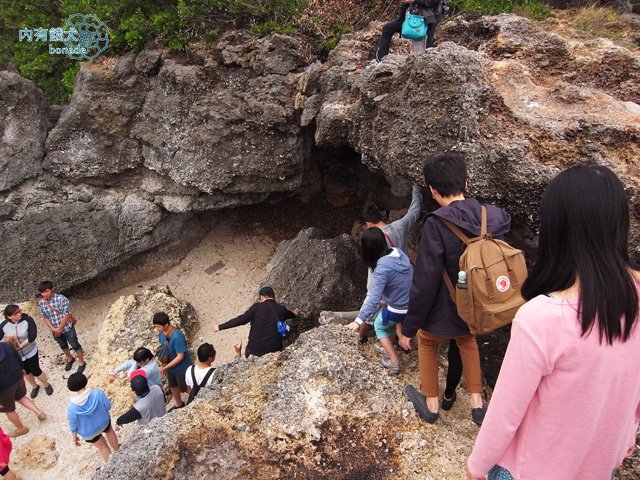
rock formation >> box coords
[1,13,639,297]
[89,285,196,414]
[263,227,367,332]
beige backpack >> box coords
[440,206,527,335]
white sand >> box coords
[2,222,277,479]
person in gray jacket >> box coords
[115,373,166,426]
[1,305,53,398]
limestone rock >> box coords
[0,178,202,302]
[0,71,47,191]
[12,435,59,470]
[93,325,482,480]
[263,227,366,330]
[90,285,196,415]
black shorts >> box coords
[85,421,111,443]
[167,370,188,392]
[0,377,26,413]
[22,351,43,377]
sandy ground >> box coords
[1,221,278,479]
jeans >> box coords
[53,325,83,353]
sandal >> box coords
[405,385,439,424]
[30,386,40,399]
[8,427,29,438]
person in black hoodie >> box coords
[213,286,298,358]
[399,153,511,426]
[373,0,445,63]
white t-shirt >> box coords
[185,364,216,388]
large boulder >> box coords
[301,14,640,254]
[89,285,197,415]
[94,325,481,480]
[263,227,367,330]
[0,177,203,302]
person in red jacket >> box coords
[0,427,17,480]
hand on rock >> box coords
[346,321,360,332]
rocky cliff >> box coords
[1,14,639,300]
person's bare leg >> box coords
[93,436,112,462]
[170,387,184,407]
[76,352,85,365]
[35,372,51,388]
[4,412,26,431]
[62,347,74,362]
[2,467,17,480]
[24,374,37,389]
[379,337,399,366]
[104,425,119,452]
[16,396,44,417]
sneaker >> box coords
[374,344,387,355]
[64,358,75,371]
[380,356,401,374]
[44,384,54,396]
[471,407,486,426]
[76,363,86,374]
[167,403,185,413]
[365,59,380,70]
[30,386,40,399]
[405,384,439,424]
[441,391,457,411]
[8,427,29,438]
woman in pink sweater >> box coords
[466,165,640,480]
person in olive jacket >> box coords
[399,153,511,426]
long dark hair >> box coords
[521,165,638,344]
[361,227,389,270]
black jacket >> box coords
[219,300,296,356]
[0,342,24,390]
[402,198,511,337]
[400,0,444,23]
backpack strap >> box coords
[199,368,215,387]
[442,271,456,304]
[187,367,215,404]
[480,205,487,236]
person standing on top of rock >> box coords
[152,312,193,412]
[370,0,446,65]
[37,280,87,373]
[213,286,298,358]
[1,304,54,399]
[400,153,511,426]
[354,185,423,342]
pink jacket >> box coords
[0,427,12,466]
[468,295,640,479]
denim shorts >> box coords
[54,326,83,353]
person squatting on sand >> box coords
[108,347,162,389]
[466,165,640,480]
[1,305,53,399]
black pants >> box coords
[376,18,437,61]
[444,339,463,398]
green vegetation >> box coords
[569,5,637,49]
[1,0,553,105]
